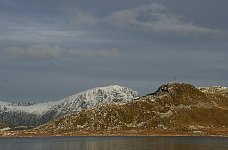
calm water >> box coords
[0,136,227,150]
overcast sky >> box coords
[0,0,227,102]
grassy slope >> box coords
[1,83,227,136]
[36,83,228,135]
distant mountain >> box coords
[0,123,12,131]
[38,83,228,135]
[0,85,139,126]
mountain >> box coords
[0,85,139,127]
[0,123,12,131]
[36,83,228,136]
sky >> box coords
[0,0,227,102]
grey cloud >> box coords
[0,25,89,43]
[0,0,227,102]
[64,9,99,28]
[64,49,120,58]
[2,45,61,61]
[1,45,120,61]
[63,3,221,36]
[103,3,220,36]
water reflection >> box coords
[0,136,227,150]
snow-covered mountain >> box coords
[37,83,228,136]
[0,85,139,126]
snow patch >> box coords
[0,127,11,131]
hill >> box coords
[33,83,228,136]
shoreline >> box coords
[1,135,227,138]
[1,129,227,138]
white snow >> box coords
[0,101,11,106]
[198,86,228,93]
[52,85,139,117]
[0,85,139,117]
[0,127,11,131]
[3,100,64,115]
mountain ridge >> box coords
[0,85,139,126]
[32,83,228,136]
[1,82,228,137]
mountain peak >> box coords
[146,82,198,96]
[54,84,139,118]
[0,85,139,126]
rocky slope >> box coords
[0,85,139,127]
[37,83,228,135]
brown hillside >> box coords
[33,83,228,136]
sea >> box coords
[0,136,227,150]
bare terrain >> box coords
[1,83,228,137]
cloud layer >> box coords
[0,1,227,102]
[65,3,220,36]
[105,3,220,35]
[1,45,120,61]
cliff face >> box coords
[39,83,228,134]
